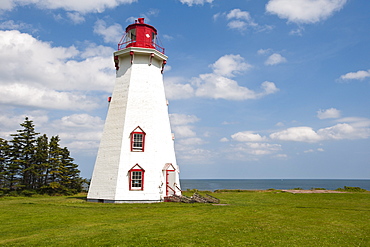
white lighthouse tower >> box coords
[87,18,181,203]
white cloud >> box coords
[0,20,33,31]
[289,27,304,36]
[216,9,269,32]
[304,148,324,153]
[192,54,279,100]
[265,53,287,65]
[177,137,205,146]
[0,0,137,13]
[169,113,199,138]
[52,114,104,129]
[210,54,252,77]
[169,113,199,126]
[270,121,370,142]
[179,0,213,6]
[93,19,124,43]
[336,117,370,128]
[220,137,229,142]
[67,12,85,24]
[317,108,341,119]
[339,69,370,80]
[164,77,194,100]
[226,8,252,21]
[230,142,282,156]
[318,123,370,140]
[266,0,347,24]
[257,48,272,55]
[164,55,279,101]
[231,131,267,142]
[193,75,279,100]
[0,30,115,110]
[270,126,322,142]
[0,84,98,110]
[172,125,197,138]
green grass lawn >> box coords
[1,191,369,246]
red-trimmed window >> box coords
[129,164,145,191]
[130,126,146,152]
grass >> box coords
[0,191,369,246]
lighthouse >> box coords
[87,18,181,203]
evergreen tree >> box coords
[48,136,63,184]
[34,134,49,189]
[60,147,83,193]
[7,138,22,191]
[0,138,10,190]
[10,117,39,190]
[1,118,84,196]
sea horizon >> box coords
[179,179,370,191]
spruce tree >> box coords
[34,134,49,190]
[60,147,83,193]
[1,118,84,196]
[10,117,39,190]
[0,138,10,191]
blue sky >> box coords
[0,0,369,179]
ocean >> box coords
[179,179,370,191]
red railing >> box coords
[118,36,165,54]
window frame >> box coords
[129,164,145,191]
[130,126,146,152]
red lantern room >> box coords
[118,18,165,54]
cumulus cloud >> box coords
[93,19,124,43]
[52,114,104,129]
[339,69,370,81]
[270,120,370,142]
[0,0,137,13]
[265,53,287,65]
[317,108,341,119]
[231,131,267,142]
[270,126,322,142]
[169,113,200,138]
[318,123,370,140]
[229,142,282,156]
[220,137,229,142]
[257,48,272,55]
[169,113,199,126]
[266,0,347,24]
[0,84,98,111]
[164,77,194,100]
[0,20,33,31]
[193,75,278,100]
[304,148,324,153]
[210,54,252,77]
[179,0,213,6]
[67,12,85,24]
[215,9,272,32]
[191,54,279,100]
[165,54,279,101]
[0,30,115,110]
[258,49,287,65]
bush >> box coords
[335,186,367,192]
[312,188,326,190]
[20,190,37,197]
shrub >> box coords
[20,190,37,197]
[335,186,367,192]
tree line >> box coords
[0,117,84,196]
